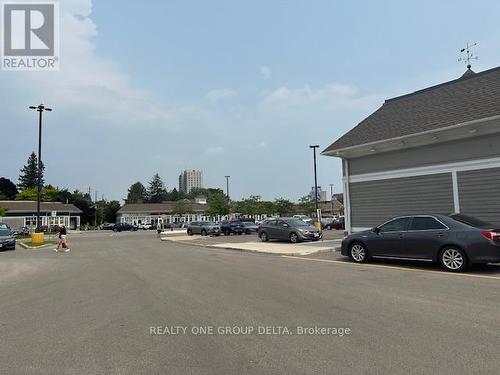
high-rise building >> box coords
[179,170,203,194]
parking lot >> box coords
[1,230,499,374]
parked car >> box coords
[242,221,259,234]
[258,217,322,243]
[165,222,187,229]
[220,220,244,235]
[11,226,30,237]
[113,223,138,232]
[99,223,115,230]
[0,226,16,250]
[138,223,153,230]
[257,217,277,226]
[187,221,220,236]
[341,214,500,272]
[326,216,345,230]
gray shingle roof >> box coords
[323,66,500,154]
[117,202,208,214]
[0,200,82,213]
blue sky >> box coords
[2,0,500,202]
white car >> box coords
[139,223,153,230]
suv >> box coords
[220,220,244,236]
[113,223,138,232]
[187,221,221,236]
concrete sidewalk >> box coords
[207,241,336,255]
[163,234,340,256]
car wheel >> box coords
[237,232,242,235]
[224,229,230,236]
[187,229,193,236]
[440,247,467,272]
[349,242,368,263]
[289,232,299,243]
[260,232,269,242]
[201,229,207,236]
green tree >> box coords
[126,182,147,203]
[72,190,95,225]
[274,198,294,216]
[166,187,185,201]
[103,200,121,223]
[206,193,230,216]
[235,195,262,216]
[19,152,44,190]
[296,195,315,215]
[0,177,18,199]
[15,188,38,201]
[146,174,167,203]
[0,208,7,217]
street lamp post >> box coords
[29,104,52,232]
[309,145,320,228]
[224,176,230,200]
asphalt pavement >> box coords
[1,231,499,374]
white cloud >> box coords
[259,65,272,78]
[205,88,238,104]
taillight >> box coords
[481,231,500,241]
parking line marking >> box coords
[281,256,500,281]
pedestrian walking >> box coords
[157,221,163,238]
[54,224,70,252]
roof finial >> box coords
[458,42,478,70]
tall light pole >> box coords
[224,176,230,200]
[29,104,52,232]
[329,183,334,215]
[309,145,320,228]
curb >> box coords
[206,244,336,256]
[18,242,55,250]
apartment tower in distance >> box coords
[178,170,203,194]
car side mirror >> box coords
[372,227,380,234]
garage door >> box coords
[458,167,500,226]
[350,173,454,228]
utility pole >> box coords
[224,176,230,200]
[29,104,52,232]
[94,191,98,227]
[329,183,334,215]
[309,145,320,228]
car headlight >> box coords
[301,229,311,234]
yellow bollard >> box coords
[31,232,45,245]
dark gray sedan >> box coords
[187,221,221,236]
[258,218,322,243]
[341,214,500,272]
[0,227,16,250]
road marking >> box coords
[281,256,500,281]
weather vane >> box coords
[458,42,478,69]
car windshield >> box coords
[286,219,309,227]
[449,213,493,228]
[0,229,11,236]
[243,222,255,226]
